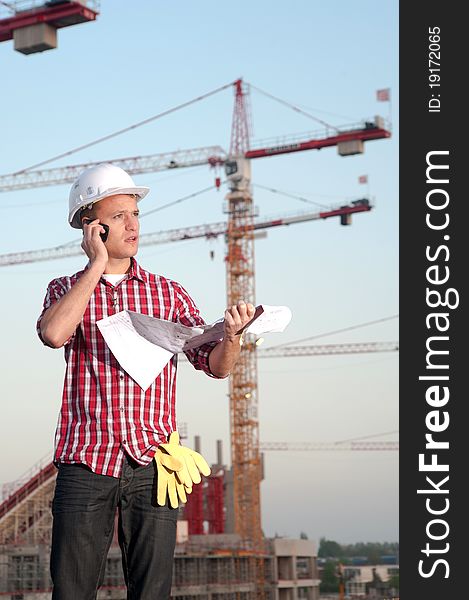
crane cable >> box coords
[249,82,340,132]
[6,80,354,178]
[10,80,349,177]
[267,315,399,349]
[0,1,15,11]
[140,182,226,218]
[335,430,399,444]
[10,81,235,175]
[253,183,331,209]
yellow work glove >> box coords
[154,447,189,508]
[159,431,211,489]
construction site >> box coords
[0,433,398,597]
[0,436,321,598]
[0,1,398,597]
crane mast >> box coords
[225,81,265,599]
[226,172,261,549]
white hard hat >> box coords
[68,163,150,228]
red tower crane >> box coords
[222,80,390,559]
[221,79,390,596]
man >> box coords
[37,163,255,599]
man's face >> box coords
[92,194,140,259]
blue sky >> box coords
[0,0,398,545]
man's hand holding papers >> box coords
[96,304,292,390]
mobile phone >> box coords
[83,219,109,243]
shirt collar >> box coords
[83,257,148,284]
[127,257,148,283]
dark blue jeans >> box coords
[50,454,178,599]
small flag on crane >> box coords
[376,88,391,102]
[358,175,368,184]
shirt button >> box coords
[122,440,127,445]
[120,407,124,412]
[119,374,124,380]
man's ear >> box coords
[80,208,97,228]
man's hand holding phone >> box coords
[83,218,109,242]
[81,218,109,268]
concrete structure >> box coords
[0,536,319,599]
[271,538,320,600]
[343,564,399,596]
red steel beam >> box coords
[0,1,98,43]
[245,127,390,160]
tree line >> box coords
[316,537,399,594]
[318,537,399,562]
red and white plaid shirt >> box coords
[37,258,223,478]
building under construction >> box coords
[0,439,319,599]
